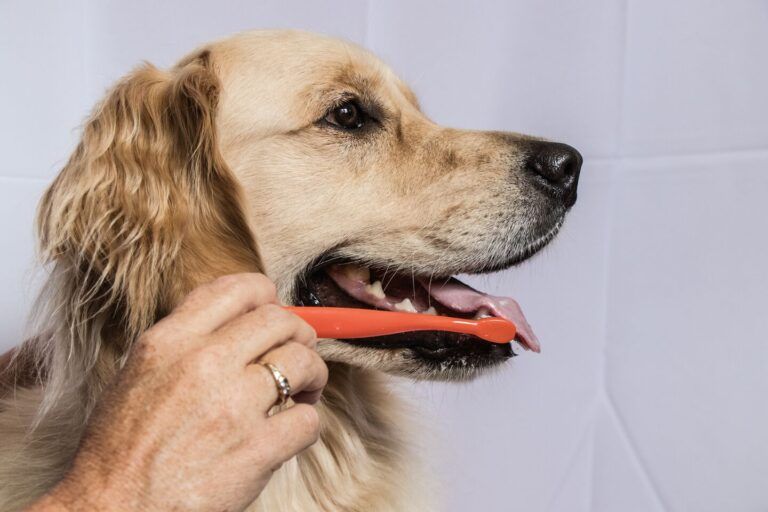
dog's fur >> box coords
[0,30,570,510]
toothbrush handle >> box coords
[285,307,515,344]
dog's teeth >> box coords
[365,280,386,299]
[394,298,418,313]
[344,264,371,283]
[474,307,492,319]
[423,306,437,315]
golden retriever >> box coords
[0,30,581,511]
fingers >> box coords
[161,274,278,335]
[260,404,322,465]
[214,305,317,365]
[247,342,328,411]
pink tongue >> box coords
[419,278,540,353]
[325,265,540,352]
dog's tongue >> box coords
[419,277,540,352]
[325,264,539,352]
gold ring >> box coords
[260,362,291,407]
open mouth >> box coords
[294,259,540,365]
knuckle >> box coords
[249,273,277,299]
[182,281,218,306]
[287,343,313,373]
[206,275,254,306]
[136,330,158,350]
[130,340,157,367]
[316,357,329,386]
[257,303,289,324]
[305,327,319,347]
[134,328,168,356]
[211,274,243,291]
[219,273,276,302]
[218,279,252,305]
[295,320,317,345]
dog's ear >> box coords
[36,50,261,357]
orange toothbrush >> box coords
[285,306,516,344]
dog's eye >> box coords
[325,102,366,130]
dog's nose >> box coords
[524,142,582,207]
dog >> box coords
[0,30,581,511]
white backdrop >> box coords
[2,1,767,511]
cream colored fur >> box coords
[0,30,555,511]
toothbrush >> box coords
[285,307,516,344]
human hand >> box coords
[30,273,327,512]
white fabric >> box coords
[1,1,767,510]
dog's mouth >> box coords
[294,259,540,365]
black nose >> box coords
[524,142,582,207]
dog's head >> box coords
[39,30,580,381]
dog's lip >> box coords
[294,268,516,361]
[319,263,539,352]
[349,329,515,361]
